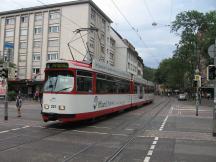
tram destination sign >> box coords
[46,63,69,69]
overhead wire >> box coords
[169,0,173,24]
[35,0,82,28]
[110,0,160,64]
[142,0,156,23]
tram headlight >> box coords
[44,104,49,109]
[59,105,65,110]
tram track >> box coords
[61,97,171,162]
[104,98,171,162]
[0,97,170,161]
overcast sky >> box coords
[0,0,215,68]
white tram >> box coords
[41,60,154,122]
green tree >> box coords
[168,10,216,91]
[143,66,156,82]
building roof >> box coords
[0,0,112,23]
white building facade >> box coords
[0,0,145,95]
[0,0,112,81]
[110,28,144,79]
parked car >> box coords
[178,93,187,101]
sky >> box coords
[0,0,215,68]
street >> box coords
[0,96,215,162]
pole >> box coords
[196,87,199,116]
[213,39,216,136]
[4,50,10,121]
[4,79,8,120]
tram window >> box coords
[96,78,107,93]
[76,70,92,92]
[134,83,138,94]
[96,73,129,94]
[77,70,92,77]
[144,85,149,93]
[118,80,130,94]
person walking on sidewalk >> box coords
[16,95,22,117]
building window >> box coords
[33,40,41,48]
[21,15,28,23]
[49,10,60,20]
[110,39,115,49]
[89,38,95,49]
[5,29,14,37]
[20,28,28,36]
[6,17,15,25]
[19,55,26,62]
[18,68,26,77]
[102,19,105,29]
[34,27,42,35]
[32,53,41,61]
[49,25,60,33]
[110,52,114,60]
[35,13,43,21]
[101,46,105,54]
[48,52,58,60]
[20,42,27,49]
[101,33,105,42]
[48,38,59,47]
[32,68,40,74]
[91,9,96,21]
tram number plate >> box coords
[50,105,56,109]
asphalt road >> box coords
[0,96,215,162]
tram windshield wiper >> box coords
[56,87,73,92]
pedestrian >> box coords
[16,95,22,117]
[34,90,39,101]
[39,91,43,107]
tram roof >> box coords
[46,60,155,85]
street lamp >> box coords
[152,22,170,27]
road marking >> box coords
[143,106,173,162]
[125,128,134,131]
[152,141,157,145]
[174,108,211,112]
[147,150,153,156]
[143,136,159,162]
[112,133,128,137]
[73,130,109,135]
[143,156,150,162]
[150,145,155,150]
[0,125,30,134]
[88,126,111,129]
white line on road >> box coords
[143,106,173,162]
[88,126,111,129]
[143,156,150,162]
[174,108,211,112]
[0,125,30,134]
[73,130,109,135]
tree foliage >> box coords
[155,10,216,91]
[143,66,156,82]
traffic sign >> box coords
[4,42,14,49]
[194,75,201,81]
[208,44,216,58]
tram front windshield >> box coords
[44,70,74,93]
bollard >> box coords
[4,100,8,120]
[196,88,199,116]
[213,92,216,137]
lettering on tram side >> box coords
[93,96,126,109]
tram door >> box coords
[137,85,143,99]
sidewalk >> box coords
[144,98,216,162]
